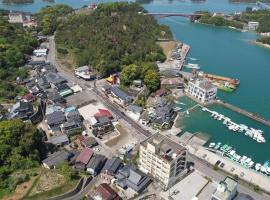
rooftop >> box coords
[75,147,94,165]
[212,177,238,200]
[141,133,186,162]
[48,134,69,145]
[94,183,120,200]
[190,79,216,91]
[42,150,71,168]
[111,86,131,101]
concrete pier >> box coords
[217,100,270,127]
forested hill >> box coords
[54,2,173,77]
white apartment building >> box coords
[211,177,238,200]
[247,21,259,31]
[138,133,187,190]
[187,79,217,103]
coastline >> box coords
[253,41,270,49]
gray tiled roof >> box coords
[102,158,122,174]
[48,134,69,145]
[42,150,71,168]
[47,111,65,126]
[128,105,143,114]
[111,86,131,101]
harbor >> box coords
[175,95,270,165]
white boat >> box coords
[214,142,222,150]
[186,110,189,115]
[248,161,254,168]
[209,142,215,148]
[261,166,267,173]
[185,63,200,69]
[255,163,261,171]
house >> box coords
[46,72,67,87]
[37,77,51,90]
[9,101,34,120]
[81,137,98,148]
[94,109,113,119]
[42,150,73,169]
[66,110,82,123]
[161,77,184,89]
[46,111,66,127]
[56,83,73,97]
[110,86,132,106]
[46,105,64,115]
[89,116,114,136]
[148,98,175,129]
[8,11,30,24]
[211,177,238,200]
[154,88,168,97]
[127,105,143,121]
[187,79,217,103]
[61,121,82,135]
[74,147,94,171]
[115,165,151,194]
[92,183,121,200]
[47,92,66,104]
[101,158,123,181]
[138,133,187,190]
[86,154,107,176]
[48,134,69,147]
[247,21,259,31]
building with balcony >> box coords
[187,79,217,103]
[138,133,187,190]
[211,176,237,200]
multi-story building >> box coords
[138,133,187,190]
[187,79,217,103]
[211,176,238,200]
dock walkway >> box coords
[217,100,270,127]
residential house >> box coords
[148,98,175,129]
[247,21,259,31]
[101,158,123,181]
[127,105,143,121]
[61,121,82,135]
[81,137,98,148]
[9,101,34,120]
[211,177,238,200]
[33,48,48,57]
[47,92,66,104]
[138,133,187,190]
[55,83,73,97]
[89,115,114,136]
[110,86,132,106]
[8,11,30,24]
[115,165,151,194]
[91,183,121,200]
[66,110,83,123]
[48,134,69,147]
[37,76,51,90]
[133,80,143,88]
[86,154,107,176]
[46,72,67,88]
[46,111,66,128]
[74,147,94,171]
[161,77,184,89]
[94,109,113,119]
[42,150,73,169]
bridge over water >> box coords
[256,1,270,10]
[144,12,203,21]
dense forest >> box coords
[0,119,46,194]
[0,15,38,102]
[36,4,73,35]
[54,2,172,89]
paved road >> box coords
[47,36,152,138]
[188,154,270,200]
[62,177,98,200]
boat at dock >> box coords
[184,63,200,69]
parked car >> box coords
[220,163,225,168]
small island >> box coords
[3,0,33,4]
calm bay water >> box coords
[2,0,270,162]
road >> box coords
[188,154,270,200]
[47,36,152,138]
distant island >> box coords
[3,0,33,4]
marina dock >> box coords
[217,100,270,127]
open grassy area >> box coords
[157,40,178,60]
[20,168,80,200]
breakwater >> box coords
[217,100,270,127]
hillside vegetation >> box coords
[0,16,38,102]
[54,2,172,79]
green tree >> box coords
[144,69,160,92]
